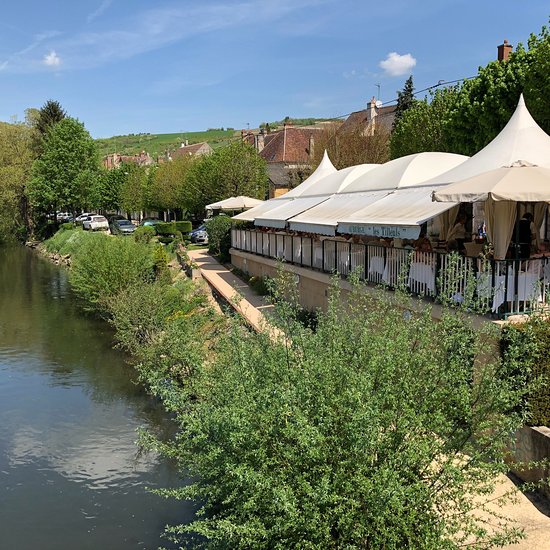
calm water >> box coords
[0,247,193,549]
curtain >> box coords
[437,205,460,240]
[485,199,517,260]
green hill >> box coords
[95,118,334,159]
[96,128,238,158]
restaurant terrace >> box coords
[230,95,550,319]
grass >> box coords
[96,129,238,158]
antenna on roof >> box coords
[375,83,381,100]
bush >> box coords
[249,275,271,296]
[60,222,75,231]
[155,222,176,235]
[69,234,154,312]
[501,315,550,426]
[206,216,232,261]
[153,244,171,283]
[134,225,156,244]
[153,276,530,548]
[174,221,192,234]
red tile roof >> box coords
[260,127,323,163]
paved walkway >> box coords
[187,249,278,334]
[187,249,550,549]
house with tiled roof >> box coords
[245,124,324,198]
[169,141,212,159]
[339,97,396,136]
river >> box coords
[0,246,194,549]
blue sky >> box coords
[0,1,548,138]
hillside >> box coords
[95,118,334,158]
[96,129,238,158]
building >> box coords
[338,97,396,137]
[103,151,153,169]
[244,125,325,199]
[168,141,213,160]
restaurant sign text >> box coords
[338,223,421,240]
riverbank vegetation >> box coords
[40,228,542,548]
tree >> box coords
[89,167,125,212]
[183,142,268,217]
[28,117,99,216]
[146,275,530,548]
[310,124,390,170]
[392,75,415,131]
[32,99,67,154]
[119,163,149,216]
[151,155,196,216]
[0,121,34,241]
[390,87,460,159]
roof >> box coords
[254,195,331,229]
[171,142,212,158]
[259,126,323,163]
[338,104,396,135]
[427,94,550,185]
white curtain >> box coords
[437,205,460,240]
[485,199,517,260]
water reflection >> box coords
[0,247,192,549]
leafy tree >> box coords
[145,276,530,548]
[119,163,149,215]
[151,155,196,215]
[89,167,125,212]
[28,117,99,216]
[390,87,460,159]
[183,142,267,217]
[0,121,34,241]
[392,75,415,131]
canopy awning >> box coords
[288,191,390,236]
[432,162,550,203]
[338,187,459,239]
[254,196,331,229]
[283,150,337,198]
[232,198,291,222]
[206,196,264,211]
[425,95,550,187]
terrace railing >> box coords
[231,228,550,319]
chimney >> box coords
[497,39,512,62]
[308,135,315,159]
[369,96,377,135]
[257,132,265,153]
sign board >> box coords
[337,223,421,240]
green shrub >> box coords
[43,227,90,255]
[158,236,173,244]
[174,220,192,234]
[134,225,156,244]
[150,276,529,548]
[249,275,271,296]
[501,315,550,426]
[206,215,232,261]
[153,244,171,283]
[156,222,176,235]
[69,234,154,312]
[60,222,75,231]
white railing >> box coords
[231,228,550,318]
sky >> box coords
[0,0,548,138]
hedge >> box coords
[501,315,550,426]
[155,221,192,236]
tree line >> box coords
[390,24,550,158]
[0,101,268,242]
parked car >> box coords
[83,215,110,231]
[75,212,94,224]
[56,212,71,222]
[140,217,162,227]
[189,224,208,244]
[111,219,136,235]
[106,214,127,223]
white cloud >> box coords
[379,52,416,77]
[43,50,61,67]
[87,0,114,23]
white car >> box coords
[75,212,94,223]
[83,215,110,231]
